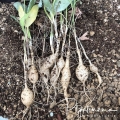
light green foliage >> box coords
[43,0,74,15]
[13,1,39,38]
[20,5,39,28]
[38,0,42,8]
[27,0,36,13]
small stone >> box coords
[118,49,120,52]
[69,101,75,108]
[117,60,120,67]
[112,97,117,105]
[118,97,120,105]
[21,36,25,40]
[97,54,103,57]
[93,112,100,118]
[43,97,47,102]
[50,101,56,108]
[111,49,116,54]
[66,111,75,120]
[93,53,97,57]
[112,40,115,43]
[74,94,79,99]
[0,8,3,12]
[50,112,54,117]
[112,59,117,62]
[104,116,112,120]
[104,98,111,106]
[115,54,120,59]
[113,70,117,75]
[102,82,107,86]
[90,31,95,36]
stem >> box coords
[23,0,25,12]
[65,34,70,68]
[42,34,46,58]
[55,38,60,55]
[23,41,28,88]
[77,38,92,64]
[53,16,58,39]
[61,9,68,56]
[29,40,34,65]
[50,23,54,54]
[23,27,30,88]
[73,29,83,65]
[44,7,52,22]
[60,13,64,35]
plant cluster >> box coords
[10,0,102,119]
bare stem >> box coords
[50,23,54,54]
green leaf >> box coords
[25,4,39,27]
[27,0,36,13]
[38,0,42,8]
[18,5,26,18]
[20,15,31,38]
[54,0,73,13]
[43,0,74,14]
[13,2,22,11]
[14,2,26,19]
[43,0,52,13]
[20,13,28,28]
[27,28,31,38]
[21,4,27,13]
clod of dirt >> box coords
[66,111,75,120]
[118,97,120,106]
[117,60,120,67]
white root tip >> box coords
[89,63,102,88]
[96,72,102,88]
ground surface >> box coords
[0,0,120,120]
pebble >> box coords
[93,53,97,57]
[112,59,117,62]
[93,112,100,118]
[97,54,103,57]
[66,111,75,120]
[112,40,115,43]
[112,98,118,105]
[69,101,75,108]
[74,94,79,99]
[42,97,47,102]
[90,31,95,36]
[117,60,120,67]
[118,97,120,105]
[118,49,120,52]
[92,101,98,108]
[104,98,111,106]
[111,49,116,54]
[115,54,120,59]
[0,8,3,12]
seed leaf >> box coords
[54,0,73,13]
[27,0,36,13]
[25,4,39,27]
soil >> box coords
[0,0,120,120]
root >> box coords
[46,85,50,104]
[33,84,38,98]
[22,107,29,120]
[83,82,92,102]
